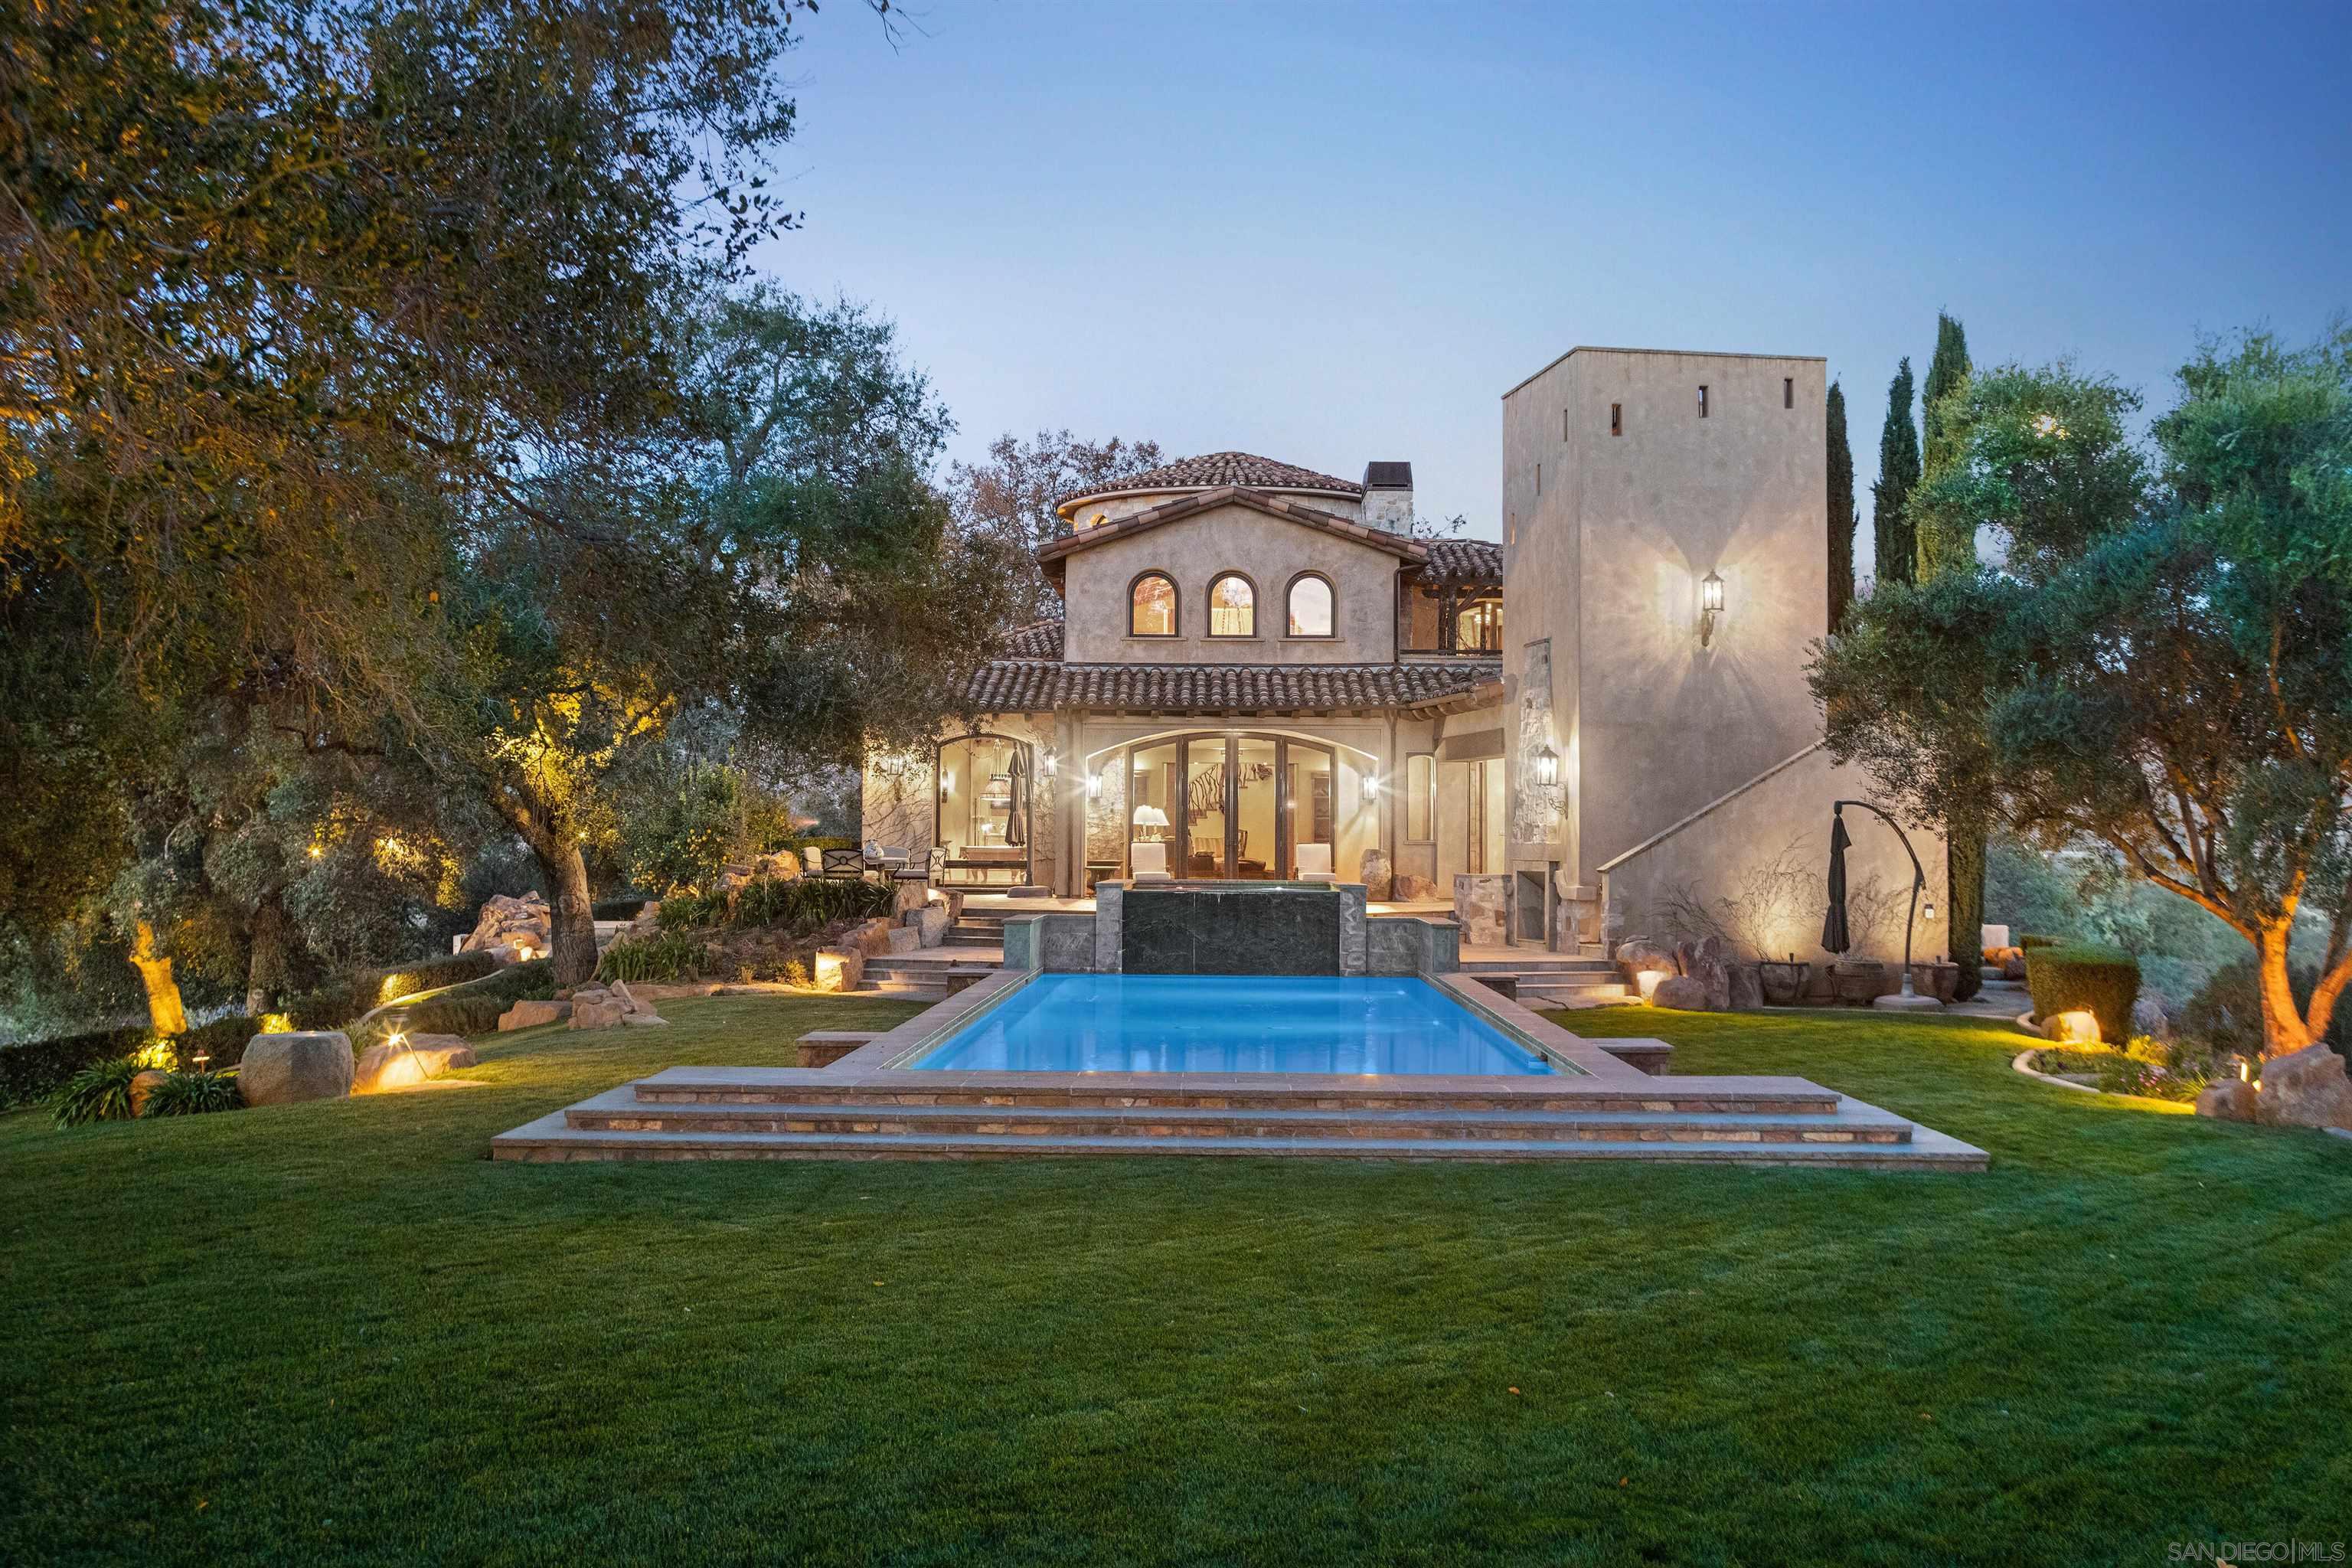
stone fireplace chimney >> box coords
[1361,462,1413,533]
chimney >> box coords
[1361,462,1413,533]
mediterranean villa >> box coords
[863,345,1939,963]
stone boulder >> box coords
[2043,1009,2103,1045]
[129,1069,170,1118]
[2131,991,2176,1043]
[1614,936,1681,986]
[498,998,570,1031]
[1359,848,1393,901]
[911,904,952,949]
[754,851,803,883]
[239,1031,354,1106]
[2256,1044,2352,1130]
[1726,964,1764,1011]
[566,982,665,1031]
[460,893,552,963]
[1391,873,1437,901]
[886,924,920,955]
[852,916,897,957]
[354,1034,479,1093]
[1650,975,1715,1011]
[812,947,864,993]
[2194,1078,2260,1123]
[1686,936,1732,1010]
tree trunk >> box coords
[245,889,289,1016]
[2256,920,2316,1059]
[129,919,188,1037]
[542,838,599,988]
[1948,814,1986,1001]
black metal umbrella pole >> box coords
[1824,799,1931,1000]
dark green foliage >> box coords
[50,1057,142,1127]
[139,1070,241,1118]
[0,1012,259,1109]
[1945,818,1987,1001]
[592,897,649,922]
[621,761,799,897]
[286,951,503,1031]
[1872,358,1922,588]
[2026,944,2142,1043]
[596,932,708,984]
[2,1024,146,1110]
[350,961,555,1052]
[2020,933,2060,949]
[1826,381,1857,630]
[655,874,893,937]
[2181,959,2348,1061]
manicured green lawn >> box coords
[5,998,2348,1565]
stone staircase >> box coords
[944,908,1014,949]
[853,950,1001,1000]
[492,1066,1986,1169]
[1460,950,1633,1009]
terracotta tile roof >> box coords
[969,658,1501,716]
[1057,451,1364,511]
[1418,537,1504,585]
[1036,485,1427,570]
[998,620,1063,659]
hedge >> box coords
[1,1013,263,1111]
[2027,944,2141,1044]
[350,959,554,1051]
[2019,933,2061,949]
[286,949,504,1031]
[592,896,648,922]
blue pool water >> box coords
[913,975,1560,1076]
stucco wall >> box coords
[1599,746,1951,966]
[1058,501,1403,665]
[1502,348,1828,887]
[1064,487,1364,532]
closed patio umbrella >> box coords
[1004,750,1028,848]
[1819,809,1851,956]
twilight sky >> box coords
[750,1,2351,561]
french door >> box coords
[1127,733,1334,880]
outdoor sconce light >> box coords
[1085,773,1102,797]
[1040,749,1058,776]
[1699,569,1726,648]
[1362,774,1381,804]
[1922,898,1938,922]
[1532,742,1560,788]
[938,769,952,802]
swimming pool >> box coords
[912,974,1563,1076]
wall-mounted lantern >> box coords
[939,768,953,802]
[1040,748,1058,776]
[1085,773,1102,798]
[1531,742,1560,789]
[1362,773,1381,805]
[1699,569,1726,648]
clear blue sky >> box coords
[751,2,2351,557]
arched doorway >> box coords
[1119,732,1339,880]
[936,733,1032,886]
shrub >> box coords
[2,1024,145,1110]
[286,950,503,1031]
[2179,957,2349,1060]
[592,896,648,922]
[596,931,705,984]
[349,960,555,1052]
[141,1070,242,1117]
[51,1057,142,1127]
[2019,933,2060,949]
[0,1012,263,1111]
[653,874,893,937]
[2026,944,2141,1044]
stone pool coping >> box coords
[629,968,1862,1111]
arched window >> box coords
[1286,573,1334,637]
[1129,572,1177,637]
[1207,573,1256,637]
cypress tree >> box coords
[1913,312,1984,1000]
[1825,380,1856,631]
[1872,358,1921,589]
[1916,312,1975,579]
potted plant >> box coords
[1756,955,1811,1006]
[1831,957,1886,1005]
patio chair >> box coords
[820,848,865,880]
[1131,841,1175,884]
[800,847,824,876]
[1295,842,1336,884]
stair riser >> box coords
[568,1111,1907,1144]
[632,1086,1841,1115]
[497,1142,1975,1168]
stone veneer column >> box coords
[1338,885,1368,975]
[1092,880,1124,972]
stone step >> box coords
[627,1069,1847,1116]
[556,1088,1917,1145]
[1459,959,1618,975]
[861,953,997,972]
[854,980,950,997]
[493,1110,1987,1169]
[1520,983,1633,1003]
